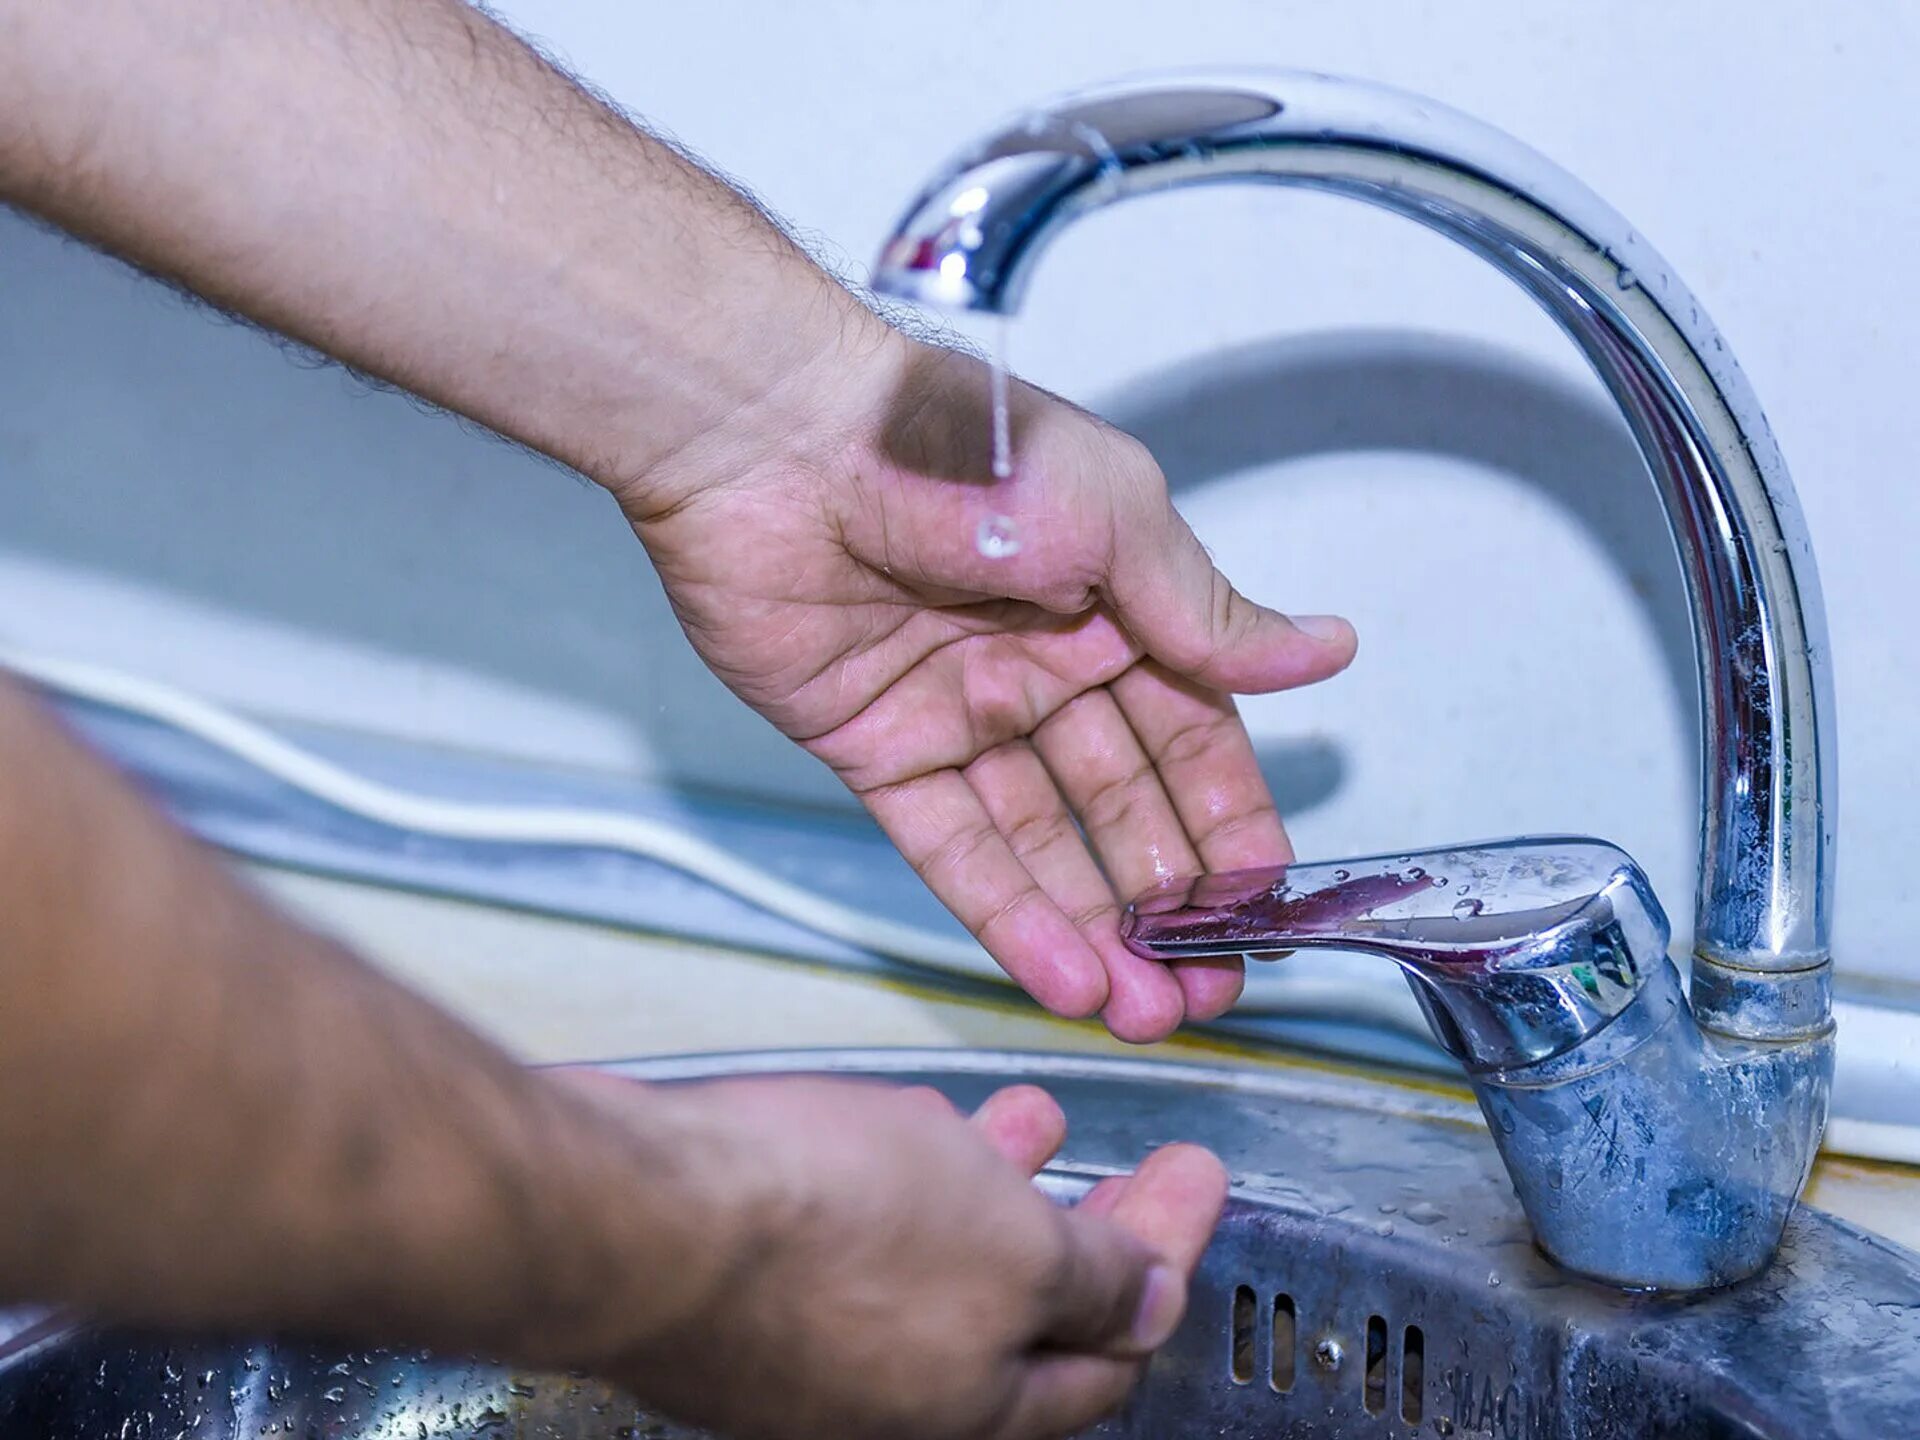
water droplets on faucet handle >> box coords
[1120,834,1668,972]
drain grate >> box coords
[1226,1286,1422,1424]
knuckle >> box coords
[920,821,1002,885]
[1003,806,1076,859]
[1078,762,1156,832]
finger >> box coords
[1111,663,1292,1018]
[806,610,1139,791]
[1031,690,1192,1042]
[970,1084,1068,1176]
[896,1084,962,1120]
[1104,481,1356,694]
[1104,1143,1230,1279]
[1033,1209,1159,1354]
[1075,1176,1129,1218]
[964,740,1179,1042]
[862,770,1109,1017]
[1045,1146,1227,1368]
[1032,687,1197,899]
[995,1354,1142,1440]
[1109,662,1292,870]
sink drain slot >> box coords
[1230,1286,1256,1384]
[1402,1323,1425,1424]
[1364,1314,1388,1415]
[1272,1292,1297,1393]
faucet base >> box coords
[1472,959,1834,1291]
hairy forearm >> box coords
[0,0,891,498]
[0,679,734,1363]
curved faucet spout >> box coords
[873,72,1837,1291]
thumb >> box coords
[1036,1210,1166,1355]
[1106,486,1356,694]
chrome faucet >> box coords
[871,71,1836,1292]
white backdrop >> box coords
[0,2,1913,981]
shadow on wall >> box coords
[0,215,1694,817]
[1095,327,1701,818]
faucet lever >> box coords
[1124,836,1671,1073]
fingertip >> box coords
[1110,1143,1230,1274]
[1291,612,1359,655]
[971,1083,1069,1174]
[1145,1141,1231,1198]
[1101,986,1184,1045]
[1207,609,1359,694]
[1046,960,1112,1020]
[1007,934,1111,1020]
[1172,956,1245,1020]
[1098,940,1187,1044]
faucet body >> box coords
[873,73,1836,1291]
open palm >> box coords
[633,342,1356,1041]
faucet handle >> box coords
[1123,836,1672,1071]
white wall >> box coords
[1,2,1914,981]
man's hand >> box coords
[559,1073,1227,1440]
[632,340,1357,1042]
[1,0,1354,1040]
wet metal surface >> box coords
[3,1051,1916,1438]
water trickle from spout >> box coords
[977,318,1021,560]
[989,317,1014,482]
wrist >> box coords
[510,1073,771,1374]
[607,287,912,528]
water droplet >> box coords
[1313,1338,1345,1371]
[1406,1200,1446,1225]
[1331,868,1350,881]
[1452,898,1485,919]
[975,514,1022,559]
[1487,1272,1503,1287]
[1376,1220,1396,1236]
[1430,873,1447,887]
[1407,866,1426,880]
[1457,882,1471,894]
[1377,1201,1398,1214]
[1616,267,1637,290]
[323,1387,346,1406]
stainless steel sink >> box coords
[4,1049,1917,1438]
